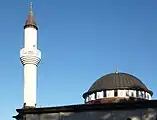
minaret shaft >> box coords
[24,27,37,48]
[24,64,37,106]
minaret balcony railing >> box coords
[20,48,41,58]
[20,48,41,66]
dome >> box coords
[83,72,153,98]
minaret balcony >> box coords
[20,48,41,66]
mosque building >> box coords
[13,3,157,120]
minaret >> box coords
[20,3,41,108]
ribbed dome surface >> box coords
[83,73,152,98]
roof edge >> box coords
[15,100,157,114]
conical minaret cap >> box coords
[24,2,38,30]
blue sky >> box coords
[1,0,157,119]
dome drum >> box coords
[84,89,152,103]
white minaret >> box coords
[20,3,41,108]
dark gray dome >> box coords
[83,72,152,98]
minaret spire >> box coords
[24,2,38,30]
[30,2,33,11]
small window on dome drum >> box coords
[126,90,129,96]
[131,92,134,97]
[141,92,144,98]
[114,90,118,97]
[88,95,92,101]
[103,91,106,97]
[85,96,88,102]
[95,92,97,99]
[143,92,146,99]
[136,91,139,97]
[146,93,149,99]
